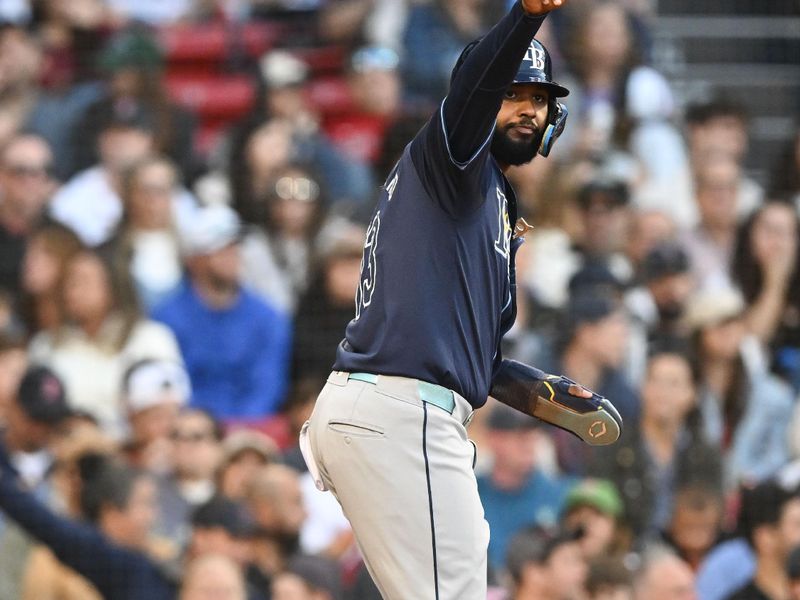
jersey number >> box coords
[355,212,381,320]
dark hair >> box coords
[684,97,749,127]
[78,454,146,523]
[56,248,142,351]
[731,200,800,308]
[178,407,225,442]
[769,127,800,198]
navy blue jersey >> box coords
[334,2,544,409]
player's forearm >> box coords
[489,359,548,414]
[443,2,545,163]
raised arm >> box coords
[443,0,564,165]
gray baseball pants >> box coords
[303,371,489,600]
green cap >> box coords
[99,30,163,72]
[564,479,623,518]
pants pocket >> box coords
[328,420,385,438]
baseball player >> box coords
[301,1,623,598]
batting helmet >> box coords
[450,38,570,157]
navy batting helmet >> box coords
[450,38,569,157]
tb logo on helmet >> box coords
[523,43,546,71]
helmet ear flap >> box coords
[538,101,568,158]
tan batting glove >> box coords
[521,0,567,16]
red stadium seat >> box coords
[323,113,391,163]
[241,22,285,58]
[289,45,347,75]
[158,24,228,63]
[166,75,256,120]
[305,76,354,116]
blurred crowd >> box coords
[0,0,798,599]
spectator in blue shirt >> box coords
[152,205,292,425]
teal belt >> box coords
[348,372,456,415]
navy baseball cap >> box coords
[513,39,569,97]
[192,495,256,539]
[17,366,71,425]
[641,242,690,282]
[487,402,539,431]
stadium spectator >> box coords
[769,126,800,204]
[29,247,182,436]
[726,480,800,600]
[588,346,720,541]
[0,448,177,600]
[402,0,502,104]
[560,0,686,185]
[167,408,224,511]
[291,218,364,381]
[0,133,56,298]
[546,292,638,474]
[585,555,634,600]
[685,288,795,484]
[271,554,343,600]
[241,163,326,314]
[69,28,197,179]
[228,50,373,215]
[731,200,800,390]
[504,525,589,600]
[121,359,191,476]
[660,482,725,571]
[218,430,279,501]
[477,402,574,572]
[19,223,83,335]
[181,553,248,600]
[153,204,292,422]
[680,155,751,292]
[560,478,626,560]
[633,545,696,600]
[103,155,185,310]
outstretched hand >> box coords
[522,0,567,16]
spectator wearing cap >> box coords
[28,247,182,437]
[685,287,795,485]
[322,45,401,165]
[477,402,575,573]
[218,430,278,501]
[188,494,269,600]
[588,345,720,543]
[122,359,190,474]
[0,133,56,299]
[544,291,638,474]
[731,200,800,391]
[152,204,292,423]
[624,241,695,384]
[241,163,326,315]
[725,481,800,600]
[227,50,373,219]
[571,177,634,285]
[50,101,198,248]
[505,525,588,600]
[272,554,343,600]
[560,478,626,560]
[633,545,696,600]
[291,218,366,382]
[68,27,197,179]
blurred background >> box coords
[0,0,797,598]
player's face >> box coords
[492,83,550,166]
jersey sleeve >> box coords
[410,2,546,216]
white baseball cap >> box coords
[123,359,191,413]
[179,204,241,257]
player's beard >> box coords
[491,124,542,166]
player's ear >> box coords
[538,102,568,158]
